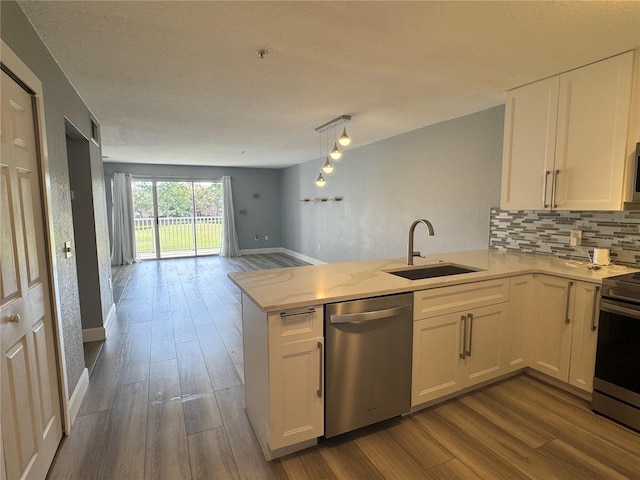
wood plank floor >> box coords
[49,254,640,480]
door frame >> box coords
[1,40,72,432]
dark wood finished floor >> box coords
[50,254,640,480]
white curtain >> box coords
[220,175,241,257]
[111,172,140,265]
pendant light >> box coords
[322,129,333,173]
[338,127,351,146]
[322,157,334,174]
[330,142,342,160]
[313,114,351,185]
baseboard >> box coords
[524,368,592,401]
[104,302,117,336]
[82,326,105,343]
[280,248,326,265]
[240,247,282,255]
[68,368,89,428]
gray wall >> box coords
[67,127,111,331]
[103,163,282,251]
[2,1,113,396]
[281,106,504,263]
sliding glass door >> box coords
[131,179,223,259]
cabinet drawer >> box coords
[414,279,509,320]
[268,305,323,343]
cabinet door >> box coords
[554,51,634,210]
[506,275,534,372]
[500,76,559,210]
[569,282,600,392]
[269,337,323,450]
[463,303,508,387]
[412,313,465,406]
[530,276,574,381]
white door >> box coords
[1,70,63,480]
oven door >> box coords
[594,298,640,406]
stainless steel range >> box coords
[592,273,640,431]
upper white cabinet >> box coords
[501,51,635,210]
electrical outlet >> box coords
[264,235,269,241]
[570,229,582,247]
[254,235,259,242]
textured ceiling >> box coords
[18,1,640,168]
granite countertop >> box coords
[228,249,634,312]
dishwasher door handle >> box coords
[330,304,411,324]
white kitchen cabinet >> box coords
[269,337,323,449]
[460,304,508,386]
[529,275,575,380]
[242,294,323,459]
[501,77,559,210]
[412,279,509,407]
[501,51,634,211]
[412,312,465,405]
[529,275,601,392]
[505,275,534,372]
[568,282,601,392]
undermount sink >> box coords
[385,264,482,280]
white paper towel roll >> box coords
[593,248,610,266]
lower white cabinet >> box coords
[413,273,602,409]
[269,337,324,449]
[506,275,534,372]
[412,312,465,404]
[242,294,323,459]
[568,282,600,392]
[529,275,600,392]
[412,280,509,406]
[529,275,575,380]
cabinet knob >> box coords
[7,313,21,323]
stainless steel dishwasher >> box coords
[324,293,413,438]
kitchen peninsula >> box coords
[229,249,633,460]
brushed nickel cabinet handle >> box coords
[466,313,474,357]
[280,308,315,318]
[317,341,323,398]
[459,315,467,359]
[543,170,551,208]
[565,281,574,324]
[551,169,560,209]
[591,286,601,331]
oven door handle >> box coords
[600,300,640,320]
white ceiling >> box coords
[18,1,640,169]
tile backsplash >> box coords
[489,208,640,266]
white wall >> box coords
[281,106,504,263]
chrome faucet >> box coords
[408,219,435,265]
